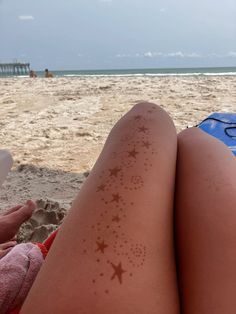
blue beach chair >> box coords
[198,113,236,156]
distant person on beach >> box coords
[1,102,236,314]
[44,69,53,78]
[29,70,37,78]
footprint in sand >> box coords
[18,199,67,243]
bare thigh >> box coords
[175,128,236,314]
[21,102,180,314]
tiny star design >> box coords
[112,215,121,222]
[128,149,139,158]
[111,262,126,284]
[109,167,121,177]
[96,240,108,253]
[97,184,106,192]
[142,141,151,148]
[138,126,148,133]
[111,193,121,203]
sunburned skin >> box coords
[80,107,157,295]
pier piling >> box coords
[0,63,30,75]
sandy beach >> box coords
[1,75,236,242]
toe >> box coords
[10,200,36,223]
[0,241,17,250]
[2,205,22,216]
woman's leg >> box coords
[22,102,180,314]
[175,128,236,314]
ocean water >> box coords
[1,66,236,77]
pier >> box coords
[0,63,30,75]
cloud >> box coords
[186,53,202,58]
[115,53,132,58]
[142,51,202,58]
[144,51,153,58]
[207,52,236,58]
[208,52,222,58]
[167,51,185,58]
[115,51,236,59]
[144,51,163,58]
[166,52,202,58]
[18,15,34,21]
[160,8,166,13]
[227,51,236,57]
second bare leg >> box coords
[176,128,236,314]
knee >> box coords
[131,101,160,112]
[127,101,174,128]
[178,127,200,142]
[109,101,176,141]
[178,127,209,150]
[177,126,233,161]
[131,101,166,118]
[178,127,225,147]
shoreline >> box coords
[1,65,236,78]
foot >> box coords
[0,200,35,244]
[0,240,17,259]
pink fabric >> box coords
[0,243,44,314]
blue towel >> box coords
[198,113,236,156]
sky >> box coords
[0,0,236,70]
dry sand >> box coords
[0,75,236,242]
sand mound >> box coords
[0,163,89,243]
[18,198,67,243]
